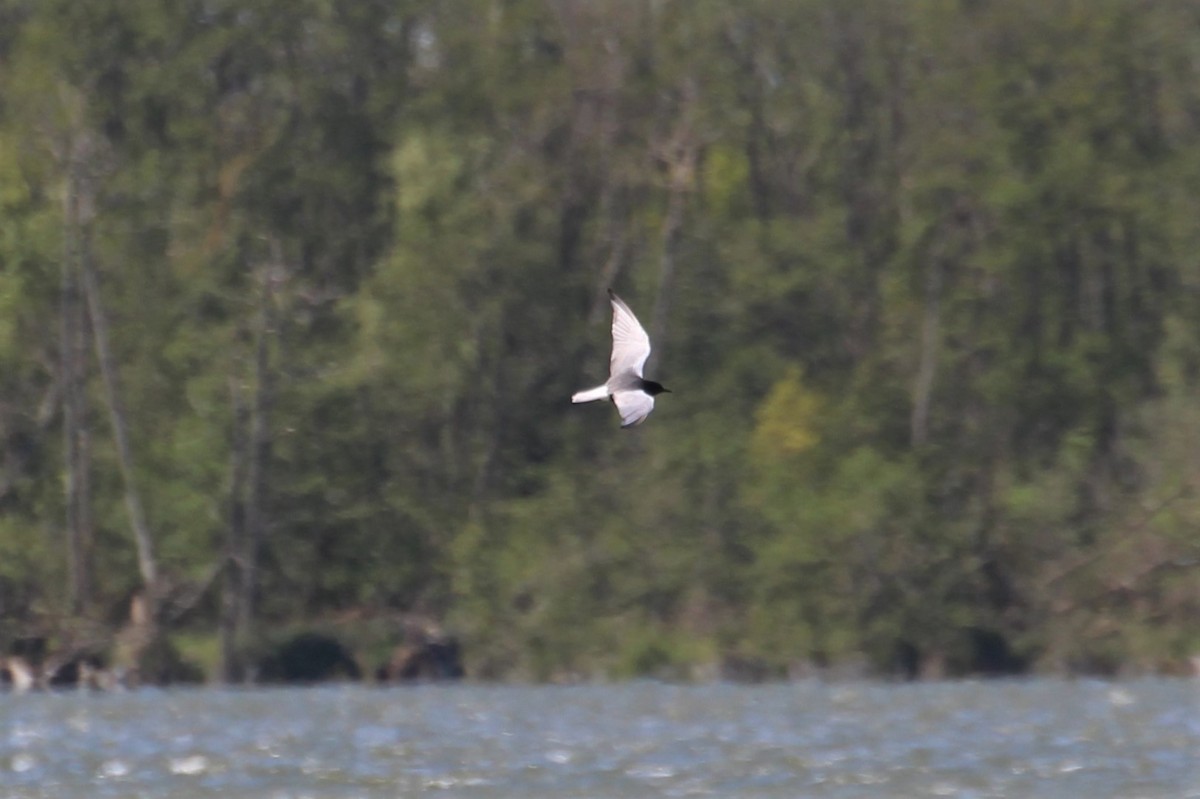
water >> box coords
[1,679,1196,798]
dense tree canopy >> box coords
[1,0,1198,682]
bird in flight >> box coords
[572,289,670,427]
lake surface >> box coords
[1,679,1196,798]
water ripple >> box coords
[0,679,1195,798]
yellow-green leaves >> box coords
[749,367,821,465]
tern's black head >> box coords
[641,379,671,396]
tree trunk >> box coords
[650,174,687,373]
[76,182,159,599]
[911,258,942,447]
[219,377,250,682]
[61,156,94,614]
[649,79,700,374]
[237,252,279,641]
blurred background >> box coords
[1,0,1198,686]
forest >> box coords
[1,0,1199,685]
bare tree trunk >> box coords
[75,169,159,598]
[589,201,630,325]
[650,176,687,373]
[219,377,250,682]
[649,79,700,374]
[61,158,94,614]
[237,250,279,640]
[911,259,942,447]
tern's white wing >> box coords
[608,290,651,378]
[612,390,655,427]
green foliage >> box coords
[1,0,1198,681]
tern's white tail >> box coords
[571,384,609,403]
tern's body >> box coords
[572,290,670,427]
